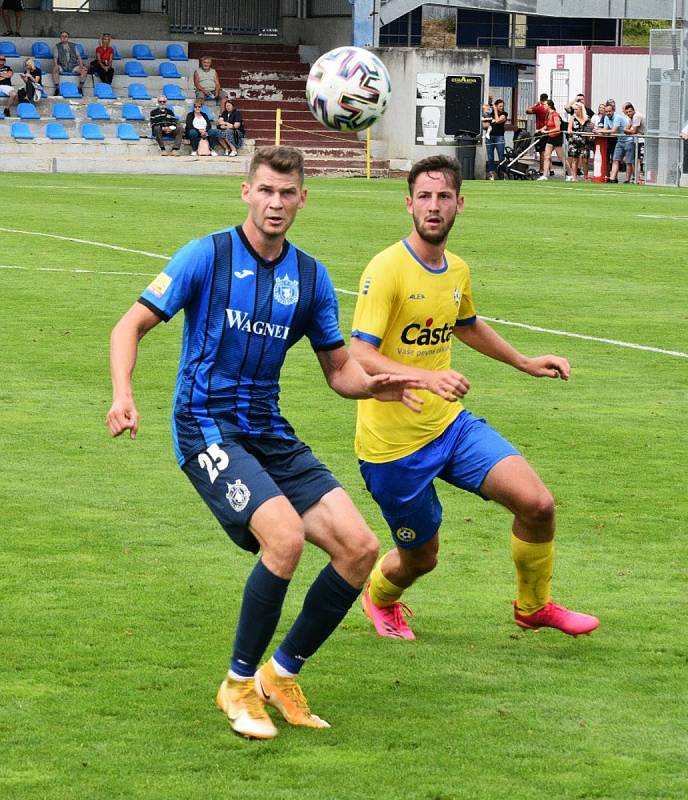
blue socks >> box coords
[274,563,360,675]
[230,559,289,678]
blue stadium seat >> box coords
[199,104,215,121]
[117,123,140,141]
[75,43,88,60]
[59,82,82,99]
[46,122,69,140]
[128,83,151,100]
[87,102,110,121]
[11,121,34,140]
[163,84,185,101]
[112,45,121,61]
[132,43,155,61]
[31,41,52,60]
[81,123,105,141]
[0,41,19,57]
[32,58,42,71]
[159,62,181,79]
[121,103,145,121]
[124,61,147,78]
[17,102,40,120]
[94,83,117,100]
[52,103,75,120]
[165,44,187,61]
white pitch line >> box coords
[2,231,685,360]
[637,214,688,221]
[480,316,688,359]
[0,264,158,277]
[0,227,169,260]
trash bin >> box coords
[456,132,478,180]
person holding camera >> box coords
[484,98,507,180]
[18,57,46,104]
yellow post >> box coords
[366,126,371,180]
[275,108,282,146]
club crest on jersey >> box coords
[226,479,251,512]
[274,275,299,306]
[396,527,417,543]
[454,288,461,306]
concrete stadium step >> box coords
[254,133,365,148]
[188,43,299,57]
[0,151,251,175]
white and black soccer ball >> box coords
[305,46,391,132]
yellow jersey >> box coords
[352,239,476,463]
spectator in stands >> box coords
[0,54,17,118]
[193,56,223,106]
[217,98,244,157]
[185,100,221,156]
[18,57,46,104]
[536,100,570,181]
[90,33,115,85]
[52,31,88,96]
[484,98,507,180]
[526,92,549,175]
[151,95,183,156]
[1,0,23,37]
[566,101,589,182]
[622,102,645,184]
[596,102,631,184]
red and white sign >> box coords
[556,54,565,69]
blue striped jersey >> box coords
[139,225,344,465]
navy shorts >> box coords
[359,410,519,549]
[183,435,340,553]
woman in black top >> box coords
[485,98,507,180]
[18,57,44,103]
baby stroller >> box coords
[497,128,540,180]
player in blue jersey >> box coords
[106,146,423,740]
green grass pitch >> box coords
[1,173,687,800]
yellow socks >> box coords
[511,534,554,615]
[368,558,404,608]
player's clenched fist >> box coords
[106,398,139,439]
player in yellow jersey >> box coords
[351,155,599,639]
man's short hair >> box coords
[248,146,304,184]
[407,155,462,195]
[539,93,548,101]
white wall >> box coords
[536,50,584,115]
[370,47,490,171]
[591,53,649,114]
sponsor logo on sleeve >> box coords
[147,272,172,298]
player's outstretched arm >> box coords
[106,302,163,439]
[349,337,470,402]
[316,346,425,412]
[454,318,570,380]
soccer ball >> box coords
[305,46,391,132]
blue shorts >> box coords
[183,435,340,554]
[359,410,519,549]
[613,138,635,164]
